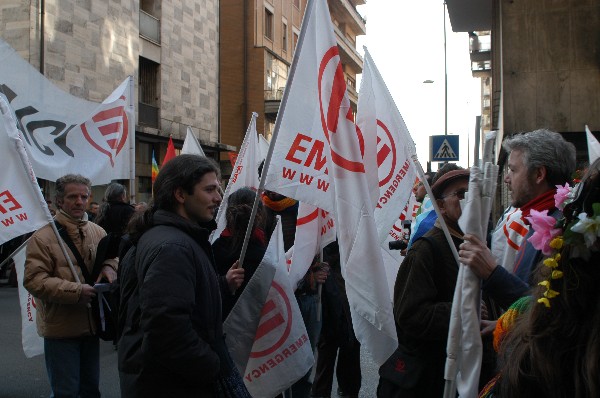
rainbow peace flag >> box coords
[151,150,159,184]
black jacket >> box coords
[212,233,266,319]
[97,201,135,235]
[118,210,224,398]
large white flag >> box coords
[287,202,336,289]
[263,0,351,212]
[358,49,417,242]
[586,125,600,165]
[211,113,260,242]
[181,126,206,157]
[0,39,134,185]
[13,244,44,358]
[227,217,313,397]
[263,0,397,365]
[0,94,51,245]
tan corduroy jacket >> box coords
[23,210,118,338]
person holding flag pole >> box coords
[2,94,119,396]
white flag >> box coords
[211,113,260,242]
[586,125,600,165]
[0,39,134,185]
[257,134,270,166]
[235,217,314,397]
[261,0,397,365]
[287,202,336,289]
[358,49,417,242]
[13,244,44,358]
[224,218,280,376]
[0,94,51,245]
[181,126,206,157]
[263,0,347,212]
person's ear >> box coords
[534,166,548,185]
[174,187,186,205]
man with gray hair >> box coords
[459,129,576,309]
[24,174,118,397]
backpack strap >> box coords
[55,221,93,285]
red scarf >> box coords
[221,227,266,246]
[520,189,556,224]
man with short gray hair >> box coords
[24,174,117,397]
[459,129,576,308]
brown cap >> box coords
[431,169,470,199]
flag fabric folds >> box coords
[0,94,52,245]
[357,48,417,243]
[211,113,260,243]
[224,217,313,397]
[445,131,499,397]
[586,125,600,165]
[181,126,206,157]
[264,0,397,366]
[287,202,336,290]
[0,39,134,185]
[13,243,44,358]
[163,136,176,165]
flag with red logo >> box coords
[0,94,52,245]
[358,49,417,243]
[224,217,313,397]
[211,113,260,242]
[262,0,349,212]
[263,0,397,366]
[0,39,134,185]
[287,202,336,290]
[13,243,44,358]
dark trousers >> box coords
[311,331,361,397]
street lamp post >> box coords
[443,1,448,136]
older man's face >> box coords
[437,179,468,224]
[57,183,90,220]
[504,149,537,208]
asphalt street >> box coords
[0,282,379,397]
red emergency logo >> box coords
[81,95,129,166]
[250,281,293,358]
[377,120,397,187]
[318,46,364,173]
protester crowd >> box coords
[4,127,600,398]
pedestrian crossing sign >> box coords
[430,135,459,162]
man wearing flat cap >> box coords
[377,168,469,398]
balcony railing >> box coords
[138,102,159,128]
[140,10,160,44]
[264,88,285,101]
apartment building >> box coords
[219,0,366,175]
[0,0,228,203]
[446,0,600,215]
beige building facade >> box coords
[0,0,227,203]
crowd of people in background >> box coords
[3,127,600,397]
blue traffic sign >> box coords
[430,135,459,162]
